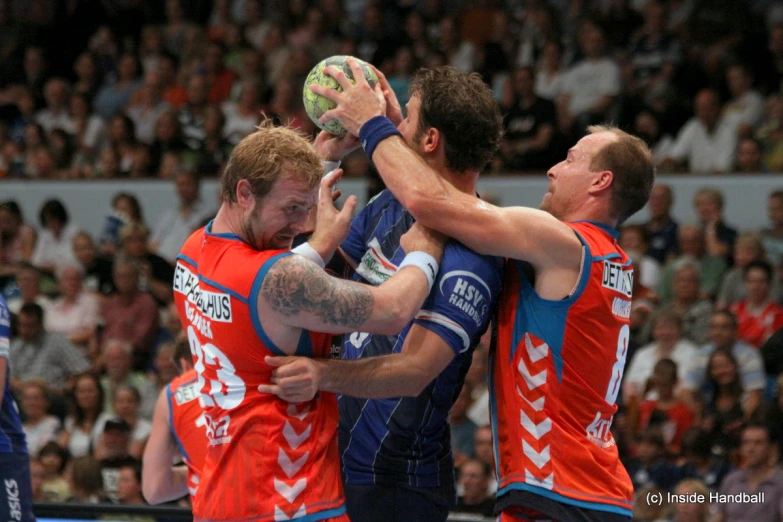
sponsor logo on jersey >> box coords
[611,297,632,319]
[174,263,232,322]
[586,411,617,449]
[5,479,21,521]
[440,270,491,327]
[356,238,397,285]
[602,261,633,298]
[174,382,201,406]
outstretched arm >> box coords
[259,325,455,401]
[310,58,581,269]
[371,137,581,267]
[260,223,445,335]
[142,388,189,504]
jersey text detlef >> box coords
[174,223,345,522]
[492,221,634,519]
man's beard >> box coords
[241,207,262,250]
[0,229,13,243]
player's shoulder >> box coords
[442,240,504,274]
[365,189,399,211]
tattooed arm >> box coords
[261,254,427,335]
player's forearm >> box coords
[317,354,432,398]
[142,464,188,504]
[363,267,431,335]
[372,137,456,227]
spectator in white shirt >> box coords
[438,17,475,74]
[112,385,152,459]
[35,78,71,135]
[557,22,621,137]
[222,79,262,145]
[21,379,62,456]
[6,264,51,315]
[624,307,699,405]
[149,171,213,263]
[58,373,112,459]
[126,70,170,145]
[45,264,99,358]
[32,199,80,272]
[662,89,736,173]
[723,63,764,137]
[535,39,566,101]
[66,92,107,167]
[680,310,765,418]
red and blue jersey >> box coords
[491,221,634,519]
[174,222,346,522]
[167,369,208,498]
[338,190,503,490]
[0,296,25,455]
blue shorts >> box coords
[344,483,452,522]
[0,451,35,522]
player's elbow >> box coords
[378,311,410,336]
[403,191,435,226]
[142,480,165,505]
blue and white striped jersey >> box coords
[0,296,27,454]
[337,190,503,489]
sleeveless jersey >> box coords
[0,296,26,455]
[491,221,634,519]
[338,190,503,489]
[167,369,208,498]
[174,222,346,522]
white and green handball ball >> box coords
[303,55,379,136]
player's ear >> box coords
[589,169,613,196]
[422,127,440,154]
[236,179,255,208]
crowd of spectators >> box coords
[1,0,783,521]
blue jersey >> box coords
[338,190,503,489]
[0,296,26,454]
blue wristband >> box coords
[359,116,402,160]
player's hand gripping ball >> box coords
[303,55,379,136]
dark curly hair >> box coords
[410,67,503,173]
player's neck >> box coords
[439,167,479,196]
[212,204,247,242]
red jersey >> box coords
[730,300,783,348]
[492,222,634,519]
[637,400,694,454]
[167,369,208,498]
[174,225,346,522]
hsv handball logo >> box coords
[439,270,491,327]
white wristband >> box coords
[399,251,439,292]
[292,242,327,269]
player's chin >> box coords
[273,235,295,250]
[539,193,552,211]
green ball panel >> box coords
[303,55,380,136]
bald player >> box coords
[314,58,655,521]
